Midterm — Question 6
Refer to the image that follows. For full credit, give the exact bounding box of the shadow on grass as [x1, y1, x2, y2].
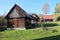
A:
[33, 35, 60, 40]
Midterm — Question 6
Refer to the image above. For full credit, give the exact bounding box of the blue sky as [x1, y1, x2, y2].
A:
[0, 0, 60, 15]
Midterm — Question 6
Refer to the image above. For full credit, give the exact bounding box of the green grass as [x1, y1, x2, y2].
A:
[0, 22, 60, 40]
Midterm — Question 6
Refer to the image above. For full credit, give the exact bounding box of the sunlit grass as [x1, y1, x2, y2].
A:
[0, 22, 60, 40]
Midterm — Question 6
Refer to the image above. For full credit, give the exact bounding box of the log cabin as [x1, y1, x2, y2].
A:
[5, 4, 39, 30]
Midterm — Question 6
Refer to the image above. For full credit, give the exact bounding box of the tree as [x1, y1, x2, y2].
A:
[0, 16, 7, 31]
[55, 3, 60, 13]
[41, 3, 49, 30]
[57, 16, 60, 21]
[42, 3, 49, 15]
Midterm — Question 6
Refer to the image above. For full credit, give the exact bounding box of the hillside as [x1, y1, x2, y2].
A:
[53, 13, 60, 20]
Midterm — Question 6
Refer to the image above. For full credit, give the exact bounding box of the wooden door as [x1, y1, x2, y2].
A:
[18, 18, 25, 28]
[12, 19, 18, 28]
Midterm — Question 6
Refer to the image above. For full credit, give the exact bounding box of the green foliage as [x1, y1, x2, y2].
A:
[0, 16, 7, 27]
[57, 16, 60, 21]
[55, 3, 60, 13]
[0, 16, 7, 31]
[43, 22, 60, 27]
[52, 13, 60, 21]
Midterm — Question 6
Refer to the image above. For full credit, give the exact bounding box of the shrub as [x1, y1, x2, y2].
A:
[0, 16, 7, 31]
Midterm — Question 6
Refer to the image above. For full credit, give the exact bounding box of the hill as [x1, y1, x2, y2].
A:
[53, 13, 60, 20]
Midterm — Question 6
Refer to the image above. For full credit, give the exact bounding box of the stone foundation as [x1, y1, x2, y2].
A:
[7, 28, 26, 30]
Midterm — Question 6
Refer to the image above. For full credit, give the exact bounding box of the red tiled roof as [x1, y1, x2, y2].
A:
[43, 15, 53, 19]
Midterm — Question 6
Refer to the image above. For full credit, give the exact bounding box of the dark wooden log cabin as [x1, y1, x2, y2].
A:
[5, 4, 33, 30]
[5, 4, 39, 30]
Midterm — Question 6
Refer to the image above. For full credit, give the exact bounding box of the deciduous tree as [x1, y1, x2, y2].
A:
[55, 3, 60, 13]
[0, 16, 7, 31]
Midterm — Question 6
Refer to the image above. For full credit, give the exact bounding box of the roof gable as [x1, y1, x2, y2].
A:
[31, 14, 39, 21]
[5, 4, 30, 19]
[9, 8, 23, 18]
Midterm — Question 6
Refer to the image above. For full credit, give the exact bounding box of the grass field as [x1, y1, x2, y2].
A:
[0, 22, 60, 40]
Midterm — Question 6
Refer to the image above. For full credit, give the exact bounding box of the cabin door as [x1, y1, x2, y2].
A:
[9, 18, 25, 28]
[18, 18, 25, 28]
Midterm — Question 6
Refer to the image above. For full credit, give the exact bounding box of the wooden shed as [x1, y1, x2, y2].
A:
[5, 4, 39, 30]
[5, 4, 33, 30]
